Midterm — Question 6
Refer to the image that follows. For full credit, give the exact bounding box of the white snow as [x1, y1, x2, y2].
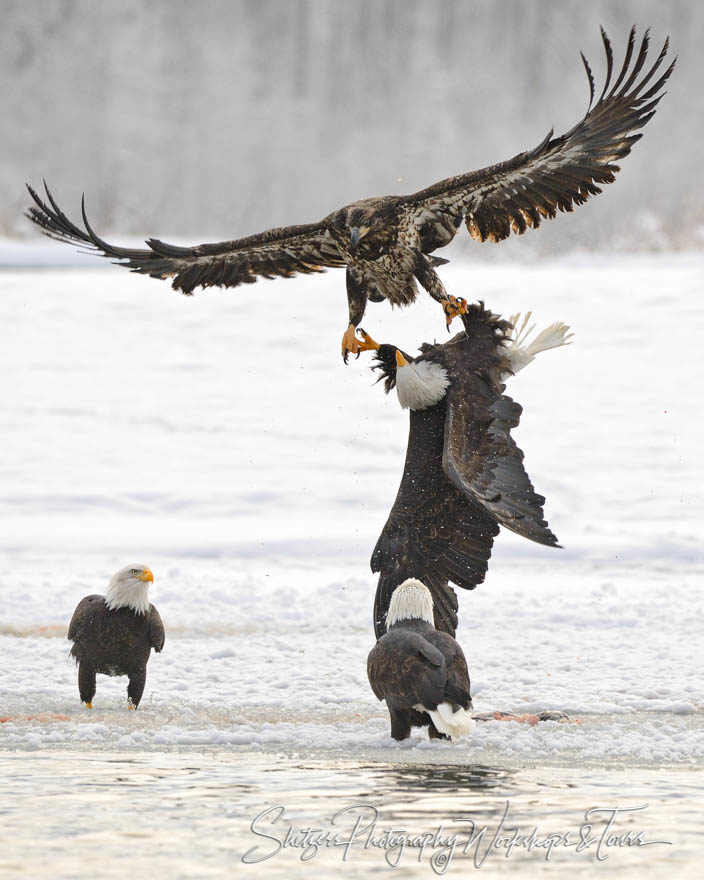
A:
[1, 249, 702, 765]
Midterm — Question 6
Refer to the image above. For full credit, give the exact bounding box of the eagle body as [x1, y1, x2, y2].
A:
[67, 566, 164, 709]
[365, 304, 570, 637]
[367, 579, 474, 741]
[25, 28, 673, 358]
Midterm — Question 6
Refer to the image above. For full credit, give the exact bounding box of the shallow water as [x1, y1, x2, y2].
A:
[0, 750, 701, 878]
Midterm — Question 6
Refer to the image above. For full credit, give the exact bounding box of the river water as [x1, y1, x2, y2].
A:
[0, 749, 701, 878]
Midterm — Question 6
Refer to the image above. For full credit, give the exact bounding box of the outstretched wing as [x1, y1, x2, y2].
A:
[371, 404, 500, 639]
[26, 183, 345, 293]
[443, 371, 558, 547]
[401, 27, 675, 251]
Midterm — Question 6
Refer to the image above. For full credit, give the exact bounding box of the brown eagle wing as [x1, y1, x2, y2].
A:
[26, 183, 345, 294]
[371, 404, 500, 639]
[367, 630, 446, 706]
[400, 28, 675, 251]
[149, 604, 165, 653]
[442, 371, 558, 547]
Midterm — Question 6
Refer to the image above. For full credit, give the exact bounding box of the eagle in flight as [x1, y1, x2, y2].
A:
[26, 27, 673, 360]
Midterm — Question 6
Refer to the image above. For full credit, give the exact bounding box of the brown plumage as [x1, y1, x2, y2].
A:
[68, 565, 164, 709]
[26, 28, 673, 358]
[362, 304, 564, 639]
[367, 579, 474, 741]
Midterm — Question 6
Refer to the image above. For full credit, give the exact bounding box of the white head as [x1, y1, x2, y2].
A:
[105, 564, 154, 614]
[386, 578, 435, 628]
[395, 352, 450, 411]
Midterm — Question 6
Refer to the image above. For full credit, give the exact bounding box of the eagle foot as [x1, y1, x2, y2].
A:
[127, 699, 136, 711]
[84, 702, 92, 709]
[442, 296, 468, 329]
[356, 328, 380, 352]
[341, 323, 363, 363]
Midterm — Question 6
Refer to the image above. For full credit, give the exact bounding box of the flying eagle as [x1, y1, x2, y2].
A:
[367, 578, 474, 741]
[359, 303, 571, 638]
[67, 564, 165, 709]
[26, 28, 672, 360]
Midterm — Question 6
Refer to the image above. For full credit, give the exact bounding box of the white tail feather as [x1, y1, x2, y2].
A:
[425, 701, 475, 740]
[502, 312, 573, 379]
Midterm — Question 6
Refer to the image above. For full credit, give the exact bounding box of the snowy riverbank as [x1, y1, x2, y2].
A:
[1, 251, 702, 764]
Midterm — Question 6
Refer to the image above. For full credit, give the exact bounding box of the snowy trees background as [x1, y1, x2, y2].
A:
[2, 0, 701, 252]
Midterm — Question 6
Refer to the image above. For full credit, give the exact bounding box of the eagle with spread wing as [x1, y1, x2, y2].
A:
[358, 304, 572, 638]
[26, 28, 672, 360]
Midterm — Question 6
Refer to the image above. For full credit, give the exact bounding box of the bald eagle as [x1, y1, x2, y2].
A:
[358, 304, 571, 638]
[67, 565, 164, 709]
[367, 579, 474, 741]
[26, 28, 672, 360]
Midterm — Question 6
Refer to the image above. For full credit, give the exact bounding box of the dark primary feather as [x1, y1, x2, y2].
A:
[26, 183, 345, 294]
[401, 26, 675, 247]
[443, 376, 558, 546]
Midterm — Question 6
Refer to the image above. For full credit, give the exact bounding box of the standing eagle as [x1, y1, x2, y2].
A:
[359, 304, 571, 638]
[68, 564, 165, 709]
[26, 28, 672, 360]
[367, 578, 474, 741]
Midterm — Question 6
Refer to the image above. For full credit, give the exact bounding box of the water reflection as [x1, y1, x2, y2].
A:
[0, 750, 701, 879]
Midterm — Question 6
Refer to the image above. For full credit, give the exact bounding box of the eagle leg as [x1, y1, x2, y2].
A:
[428, 719, 450, 741]
[78, 662, 96, 707]
[389, 708, 412, 741]
[342, 268, 369, 363]
[127, 670, 146, 709]
[442, 295, 468, 330]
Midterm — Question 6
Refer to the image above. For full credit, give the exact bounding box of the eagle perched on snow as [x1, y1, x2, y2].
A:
[26, 28, 672, 359]
[68, 565, 164, 710]
[367, 579, 474, 742]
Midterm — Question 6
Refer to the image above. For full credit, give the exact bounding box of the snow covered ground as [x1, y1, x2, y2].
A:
[1, 250, 703, 765]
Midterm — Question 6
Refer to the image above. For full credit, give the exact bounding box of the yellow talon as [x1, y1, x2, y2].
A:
[341, 323, 362, 363]
[84, 702, 92, 709]
[356, 328, 380, 352]
[127, 700, 136, 711]
[442, 295, 468, 327]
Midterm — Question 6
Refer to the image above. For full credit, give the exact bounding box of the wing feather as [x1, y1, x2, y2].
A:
[26, 183, 345, 294]
[442, 374, 558, 546]
[402, 27, 675, 248]
[149, 605, 165, 653]
[367, 631, 447, 708]
[371, 404, 499, 638]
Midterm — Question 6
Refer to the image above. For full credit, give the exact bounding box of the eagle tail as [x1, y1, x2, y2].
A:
[503, 313, 573, 376]
[426, 702, 475, 740]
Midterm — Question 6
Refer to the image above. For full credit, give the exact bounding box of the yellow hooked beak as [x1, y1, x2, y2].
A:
[137, 568, 154, 583]
[395, 350, 409, 367]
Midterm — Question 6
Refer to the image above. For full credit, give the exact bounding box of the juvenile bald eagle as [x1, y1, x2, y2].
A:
[359, 304, 571, 638]
[26, 28, 672, 360]
[367, 579, 474, 741]
[67, 565, 164, 709]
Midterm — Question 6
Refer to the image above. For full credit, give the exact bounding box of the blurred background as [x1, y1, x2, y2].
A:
[1, 0, 701, 253]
